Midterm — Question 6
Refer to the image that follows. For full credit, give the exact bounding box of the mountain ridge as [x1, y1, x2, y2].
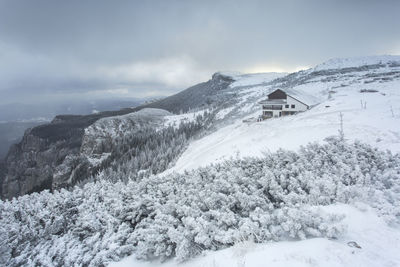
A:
[0, 73, 234, 199]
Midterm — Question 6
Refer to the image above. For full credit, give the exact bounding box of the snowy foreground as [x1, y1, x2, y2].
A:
[110, 204, 400, 267]
[2, 139, 400, 267]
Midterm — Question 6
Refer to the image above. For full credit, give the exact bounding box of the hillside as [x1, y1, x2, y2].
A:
[0, 72, 236, 199]
[2, 138, 400, 267]
[112, 55, 400, 266]
[0, 69, 284, 200]
[171, 55, 400, 172]
[142, 73, 235, 113]
[0, 56, 400, 267]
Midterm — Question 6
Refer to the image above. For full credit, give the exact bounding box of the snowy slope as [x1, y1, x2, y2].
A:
[110, 204, 400, 267]
[170, 56, 400, 172]
[228, 72, 286, 87]
[163, 109, 209, 129]
[107, 56, 400, 267]
[313, 55, 400, 71]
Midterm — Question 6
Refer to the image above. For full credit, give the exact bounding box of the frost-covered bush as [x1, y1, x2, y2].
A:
[0, 138, 399, 266]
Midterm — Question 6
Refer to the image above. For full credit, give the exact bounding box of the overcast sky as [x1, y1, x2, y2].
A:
[0, 0, 399, 104]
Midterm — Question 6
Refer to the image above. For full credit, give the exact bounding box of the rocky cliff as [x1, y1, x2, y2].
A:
[0, 108, 171, 200]
[0, 107, 138, 199]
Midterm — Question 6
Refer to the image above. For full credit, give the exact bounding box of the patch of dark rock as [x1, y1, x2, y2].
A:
[360, 89, 379, 93]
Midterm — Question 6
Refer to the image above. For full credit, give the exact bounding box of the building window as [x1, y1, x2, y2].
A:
[291, 104, 295, 108]
[285, 104, 289, 108]
[263, 105, 282, 110]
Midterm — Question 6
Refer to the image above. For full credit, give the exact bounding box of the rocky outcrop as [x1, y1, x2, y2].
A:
[1, 128, 72, 199]
[0, 107, 141, 200]
[0, 108, 172, 200]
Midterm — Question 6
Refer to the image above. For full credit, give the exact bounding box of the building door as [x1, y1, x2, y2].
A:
[279, 112, 281, 117]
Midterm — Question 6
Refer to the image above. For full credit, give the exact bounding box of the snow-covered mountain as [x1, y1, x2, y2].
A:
[171, 55, 400, 172]
[313, 55, 400, 70]
[115, 55, 400, 267]
[1, 55, 400, 267]
[0, 73, 233, 200]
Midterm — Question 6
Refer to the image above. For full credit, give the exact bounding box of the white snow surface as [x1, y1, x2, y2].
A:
[215, 107, 235, 120]
[163, 109, 208, 128]
[170, 57, 400, 172]
[313, 55, 400, 71]
[110, 56, 400, 267]
[229, 72, 286, 87]
[109, 204, 400, 267]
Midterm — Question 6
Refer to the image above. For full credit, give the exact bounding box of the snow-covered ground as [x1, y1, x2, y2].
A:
[170, 59, 400, 172]
[109, 204, 400, 267]
[229, 72, 286, 87]
[110, 56, 400, 267]
[164, 109, 209, 128]
[313, 55, 400, 71]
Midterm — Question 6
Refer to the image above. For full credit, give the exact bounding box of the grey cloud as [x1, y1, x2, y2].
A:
[0, 0, 399, 105]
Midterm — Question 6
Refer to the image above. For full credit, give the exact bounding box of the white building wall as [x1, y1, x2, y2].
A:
[282, 96, 308, 112]
[261, 95, 309, 118]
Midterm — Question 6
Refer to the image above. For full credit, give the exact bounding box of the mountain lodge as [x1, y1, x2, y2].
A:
[259, 89, 309, 120]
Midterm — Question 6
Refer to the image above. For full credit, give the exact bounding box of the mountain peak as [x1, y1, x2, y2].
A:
[211, 71, 237, 82]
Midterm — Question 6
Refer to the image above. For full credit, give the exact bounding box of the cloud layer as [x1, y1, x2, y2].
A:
[0, 0, 399, 104]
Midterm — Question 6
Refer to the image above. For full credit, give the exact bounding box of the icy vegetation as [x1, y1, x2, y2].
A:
[1, 138, 399, 266]
[92, 110, 213, 183]
[112, 203, 400, 267]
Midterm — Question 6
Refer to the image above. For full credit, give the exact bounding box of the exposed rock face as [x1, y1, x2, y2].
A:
[0, 73, 234, 200]
[0, 107, 141, 200]
[0, 108, 173, 200]
[1, 128, 72, 199]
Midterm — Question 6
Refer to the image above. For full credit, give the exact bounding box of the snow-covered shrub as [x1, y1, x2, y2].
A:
[0, 138, 399, 265]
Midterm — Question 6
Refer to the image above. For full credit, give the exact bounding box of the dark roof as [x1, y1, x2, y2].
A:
[268, 89, 287, 99]
[265, 89, 310, 108]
